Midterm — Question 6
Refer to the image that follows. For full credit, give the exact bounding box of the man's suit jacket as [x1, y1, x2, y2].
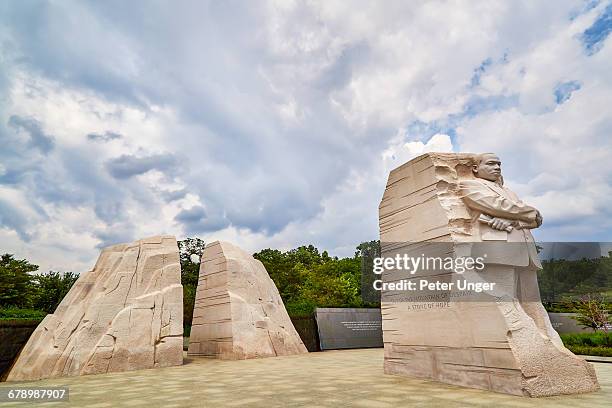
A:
[459, 178, 541, 268]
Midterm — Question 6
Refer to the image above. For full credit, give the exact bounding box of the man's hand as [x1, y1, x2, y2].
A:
[488, 217, 512, 231]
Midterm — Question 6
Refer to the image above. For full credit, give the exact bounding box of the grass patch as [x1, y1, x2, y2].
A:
[565, 345, 612, 357]
[0, 306, 46, 320]
[561, 331, 612, 356]
[561, 331, 612, 347]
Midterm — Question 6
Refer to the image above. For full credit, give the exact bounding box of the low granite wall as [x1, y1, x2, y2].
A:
[0, 319, 43, 379]
[291, 316, 320, 352]
[289, 312, 588, 349]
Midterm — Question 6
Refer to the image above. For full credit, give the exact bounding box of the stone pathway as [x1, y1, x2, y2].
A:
[583, 355, 612, 364]
[0, 349, 610, 407]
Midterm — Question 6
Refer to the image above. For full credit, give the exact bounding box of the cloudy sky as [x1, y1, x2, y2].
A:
[0, 0, 611, 273]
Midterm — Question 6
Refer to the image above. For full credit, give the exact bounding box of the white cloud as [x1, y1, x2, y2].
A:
[0, 0, 610, 273]
[383, 133, 454, 175]
[455, 4, 612, 240]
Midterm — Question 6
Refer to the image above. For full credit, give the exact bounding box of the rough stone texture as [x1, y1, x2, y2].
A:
[379, 153, 599, 397]
[188, 241, 307, 359]
[5, 236, 183, 381]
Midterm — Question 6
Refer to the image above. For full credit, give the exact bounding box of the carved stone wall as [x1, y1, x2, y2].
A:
[188, 241, 307, 359]
[5, 236, 183, 381]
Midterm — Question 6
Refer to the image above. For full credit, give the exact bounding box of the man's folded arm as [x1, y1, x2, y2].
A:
[459, 180, 538, 223]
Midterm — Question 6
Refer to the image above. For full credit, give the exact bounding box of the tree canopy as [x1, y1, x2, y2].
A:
[178, 238, 206, 329]
[254, 243, 380, 316]
[0, 254, 39, 308]
[0, 254, 78, 314]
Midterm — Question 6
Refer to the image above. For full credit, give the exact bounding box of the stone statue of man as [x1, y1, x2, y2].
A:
[460, 153, 542, 240]
[379, 152, 599, 395]
[458, 153, 562, 346]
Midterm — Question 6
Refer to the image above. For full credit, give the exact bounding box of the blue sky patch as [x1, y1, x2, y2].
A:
[569, 0, 600, 21]
[470, 58, 493, 87]
[582, 3, 612, 54]
[554, 81, 582, 104]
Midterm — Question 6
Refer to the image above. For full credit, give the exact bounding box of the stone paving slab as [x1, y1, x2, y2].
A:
[0, 349, 610, 407]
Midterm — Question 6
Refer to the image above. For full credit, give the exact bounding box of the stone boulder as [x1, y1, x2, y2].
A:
[188, 241, 307, 359]
[5, 236, 183, 381]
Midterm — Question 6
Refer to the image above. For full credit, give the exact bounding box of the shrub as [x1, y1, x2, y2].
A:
[543, 301, 579, 313]
[286, 299, 318, 317]
[561, 332, 612, 348]
[571, 293, 611, 332]
[564, 345, 612, 357]
[560, 332, 612, 357]
[0, 306, 46, 320]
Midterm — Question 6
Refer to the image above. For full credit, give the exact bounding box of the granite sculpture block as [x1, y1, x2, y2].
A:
[5, 236, 183, 381]
[188, 241, 307, 359]
[379, 153, 599, 396]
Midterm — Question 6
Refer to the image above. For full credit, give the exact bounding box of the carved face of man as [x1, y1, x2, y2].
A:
[473, 154, 501, 182]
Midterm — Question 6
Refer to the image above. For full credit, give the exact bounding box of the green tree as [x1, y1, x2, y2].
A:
[355, 240, 381, 304]
[32, 271, 79, 314]
[255, 247, 319, 303]
[178, 238, 206, 327]
[539, 252, 612, 311]
[254, 242, 376, 316]
[0, 254, 39, 308]
[178, 238, 205, 286]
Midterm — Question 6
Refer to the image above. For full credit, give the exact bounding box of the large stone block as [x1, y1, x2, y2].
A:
[379, 153, 599, 396]
[5, 236, 183, 381]
[188, 241, 307, 359]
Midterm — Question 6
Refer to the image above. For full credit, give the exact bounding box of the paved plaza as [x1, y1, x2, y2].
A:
[0, 349, 610, 407]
